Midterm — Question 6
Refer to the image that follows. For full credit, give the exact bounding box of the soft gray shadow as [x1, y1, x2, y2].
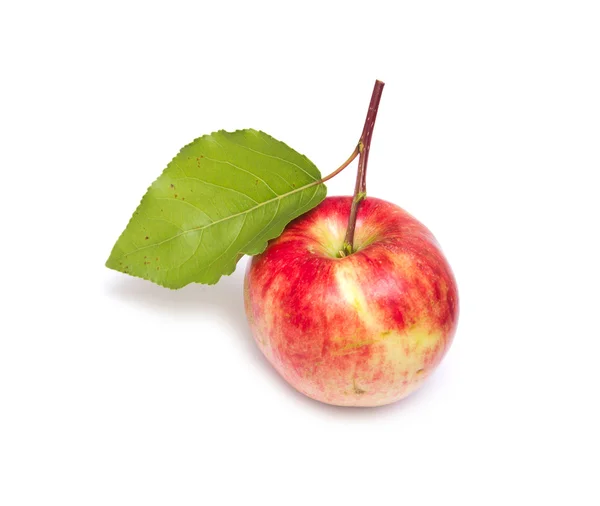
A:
[106, 272, 249, 335]
[105, 270, 290, 388]
[106, 272, 444, 418]
[105, 271, 258, 367]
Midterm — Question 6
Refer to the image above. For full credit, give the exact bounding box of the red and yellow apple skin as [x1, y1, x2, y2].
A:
[244, 196, 459, 407]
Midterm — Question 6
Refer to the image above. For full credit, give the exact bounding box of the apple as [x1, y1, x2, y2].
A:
[244, 196, 459, 407]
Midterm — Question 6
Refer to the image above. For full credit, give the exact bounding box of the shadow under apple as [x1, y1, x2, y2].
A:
[106, 263, 445, 417]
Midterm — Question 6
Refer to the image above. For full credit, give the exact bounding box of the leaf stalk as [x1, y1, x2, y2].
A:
[319, 144, 361, 184]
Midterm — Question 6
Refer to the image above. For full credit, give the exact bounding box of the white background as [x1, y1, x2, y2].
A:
[1, 1, 599, 504]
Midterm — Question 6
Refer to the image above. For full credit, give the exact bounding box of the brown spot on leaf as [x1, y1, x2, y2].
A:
[145, 236, 149, 240]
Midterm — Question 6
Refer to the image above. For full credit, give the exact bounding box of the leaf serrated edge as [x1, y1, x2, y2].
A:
[105, 129, 326, 288]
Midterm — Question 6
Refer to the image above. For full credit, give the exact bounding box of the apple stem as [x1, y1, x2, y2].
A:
[340, 79, 385, 257]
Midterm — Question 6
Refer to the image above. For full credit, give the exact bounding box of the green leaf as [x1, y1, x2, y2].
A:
[106, 129, 326, 288]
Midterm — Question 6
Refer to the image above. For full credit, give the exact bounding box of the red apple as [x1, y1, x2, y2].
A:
[244, 196, 459, 407]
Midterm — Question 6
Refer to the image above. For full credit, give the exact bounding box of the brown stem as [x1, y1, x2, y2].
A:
[341, 79, 385, 256]
[319, 144, 360, 184]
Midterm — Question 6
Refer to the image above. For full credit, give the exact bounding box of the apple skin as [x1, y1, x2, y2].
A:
[244, 196, 459, 407]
